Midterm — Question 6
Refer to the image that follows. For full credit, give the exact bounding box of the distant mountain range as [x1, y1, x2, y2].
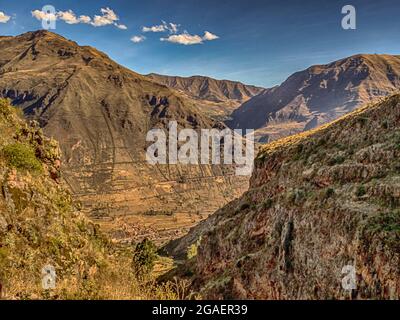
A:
[147, 73, 264, 120]
[227, 54, 400, 142]
[0, 31, 248, 243]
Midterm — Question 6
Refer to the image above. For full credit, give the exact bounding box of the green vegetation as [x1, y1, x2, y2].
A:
[2, 142, 43, 173]
[0, 98, 14, 118]
[132, 238, 158, 275]
[324, 188, 335, 199]
[261, 198, 274, 210]
[0, 99, 186, 300]
[187, 237, 202, 260]
[328, 155, 346, 166]
[142, 209, 174, 216]
[356, 185, 367, 197]
[362, 211, 400, 249]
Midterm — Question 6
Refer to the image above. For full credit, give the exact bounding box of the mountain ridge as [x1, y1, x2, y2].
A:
[147, 73, 265, 120]
[0, 30, 248, 245]
[171, 93, 400, 299]
[228, 53, 400, 142]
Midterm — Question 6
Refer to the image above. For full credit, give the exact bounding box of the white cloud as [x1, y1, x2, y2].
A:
[203, 31, 219, 41]
[142, 25, 166, 33]
[32, 9, 56, 22]
[115, 23, 127, 30]
[168, 23, 179, 34]
[58, 10, 80, 24]
[31, 7, 126, 30]
[131, 35, 146, 43]
[78, 15, 92, 24]
[161, 31, 219, 45]
[142, 21, 179, 34]
[161, 31, 203, 45]
[0, 11, 11, 23]
[91, 7, 118, 27]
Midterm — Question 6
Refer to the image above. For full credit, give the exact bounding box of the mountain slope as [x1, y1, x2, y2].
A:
[0, 98, 191, 299]
[177, 94, 400, 299]
[228, 54, 400, 142]
[0, 31, 248, 244]
[147, 73, 264, 120]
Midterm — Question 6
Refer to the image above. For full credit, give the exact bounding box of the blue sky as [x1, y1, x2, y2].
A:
[0, 0, 400, 87]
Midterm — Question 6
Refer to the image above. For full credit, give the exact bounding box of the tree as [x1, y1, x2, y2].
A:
[132, 238, 158, 276]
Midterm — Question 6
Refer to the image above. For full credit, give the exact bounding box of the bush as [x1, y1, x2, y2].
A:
[2, 143, 43, 173]
[132, 238, 158, 275]
[328, 155, 346, 166]
[260, 198, 274, 210]
[187, 237, 202, 260]
[0, 98, 13, 118]
[362, 211, 400, 249]
[356, 185, 367, 197]
[324, 188, 335, 199]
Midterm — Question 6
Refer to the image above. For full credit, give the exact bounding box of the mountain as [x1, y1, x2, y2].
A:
[0, 98, 187, 299]
[147, 73, 264, 120]
[0, 31, 248, 244]
[228, 54, 400, 142]
[171, 94, 400, 299]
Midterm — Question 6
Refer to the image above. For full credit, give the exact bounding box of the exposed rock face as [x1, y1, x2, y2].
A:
[228, 54, 400, 142]
[0, 31, 248, 243]
[187, 94, 400, 299]
[147, 73, 264, 120]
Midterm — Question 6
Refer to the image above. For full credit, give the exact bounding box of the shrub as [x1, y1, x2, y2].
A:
[261, 198, 274, 210]
[2, 143, 43, 173]
[324, 188, 335, 199]
[356, 185, 367, 197]
[132, 238, 158, 275]
[328, 155, 346, 166]
[362, 211, 400, 249]
[0, 98, 13, 118]
[187, 237, 202, 260]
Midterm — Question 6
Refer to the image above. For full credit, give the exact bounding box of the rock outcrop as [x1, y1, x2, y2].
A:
[184, 94, 400, 299]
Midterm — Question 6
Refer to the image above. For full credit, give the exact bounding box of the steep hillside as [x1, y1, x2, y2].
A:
[178, 94, 400, 299]
[229, 54, 400, 142]
[0, 31, 248, 244]
[147, 73, 264, 120]
[0, 99, 181, 299]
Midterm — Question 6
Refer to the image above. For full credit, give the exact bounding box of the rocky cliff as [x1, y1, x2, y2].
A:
[185, 94, 400, 299]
